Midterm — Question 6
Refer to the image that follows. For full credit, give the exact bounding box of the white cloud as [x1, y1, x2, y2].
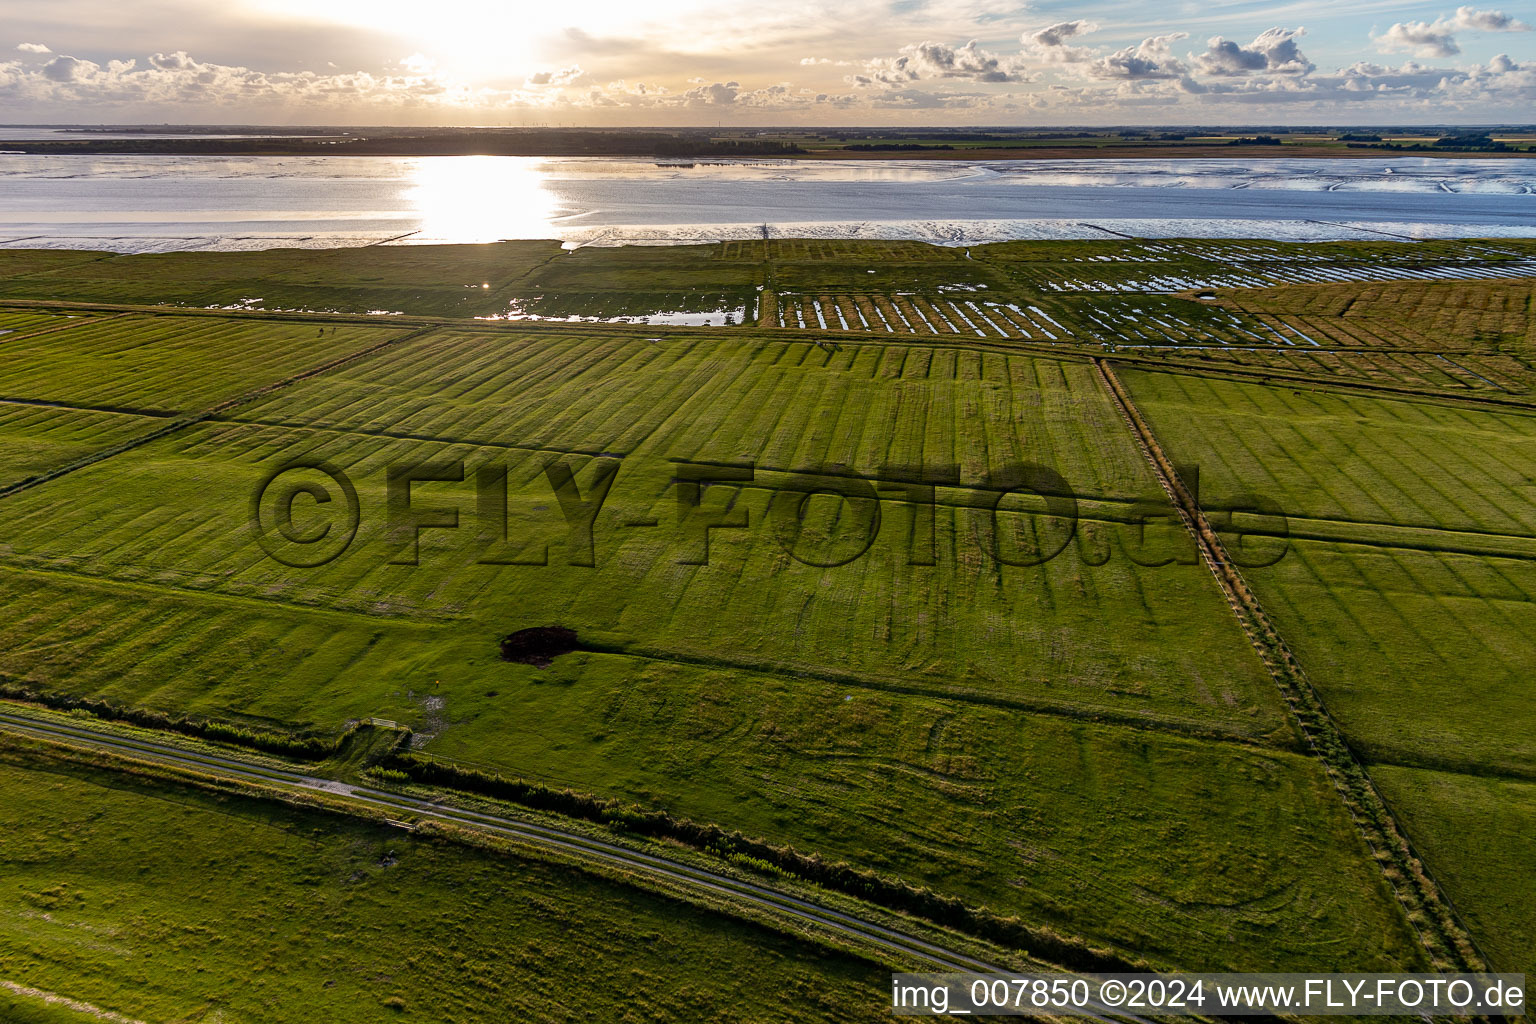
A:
[0, 48, 548, 113]
[575, 77, 827, 110]
[852, 39, 1031, 87]
[1378, 19, 1462, 57]
[1019, 20, 1099, 63]
[1449, 6, 1529, 31]
[16, 43, 51, 54]
[681, 80, 739, 105]
[399, 53, 435, 74]
[41, 55, 94, 82]
[1087, 33, 1189, 80]
[1194, 27, 1314, 76]
[4, 18, 1534, 124]
[1029, 20, 1097, 48]
[1377, 7, 1529, 58]
[1147, 52, 1536, 110]
[526, 65, 585, 87]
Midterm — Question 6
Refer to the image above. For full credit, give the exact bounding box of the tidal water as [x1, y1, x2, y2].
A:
[0, 154, 1531, 252]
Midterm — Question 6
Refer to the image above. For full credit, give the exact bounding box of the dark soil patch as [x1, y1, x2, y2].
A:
[499, 626, 580, 667]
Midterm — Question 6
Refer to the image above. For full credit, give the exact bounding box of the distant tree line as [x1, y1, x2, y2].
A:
[1348, 133, 1518, 152]
[3, 131, 805, 158]
[842, 143, 955, 151]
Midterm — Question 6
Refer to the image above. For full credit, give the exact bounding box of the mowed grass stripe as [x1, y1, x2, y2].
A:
[0, 405, 169, 490]
[1121, 367, 1536, 537]
[1245, 539, 1536, 778]
[1370, 765, 1536, 974]
[0, 316, 394, 412]
[0, 323, 436, 499]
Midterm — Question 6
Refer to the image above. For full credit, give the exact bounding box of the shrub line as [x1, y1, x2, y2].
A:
[0, 683, 351, 760]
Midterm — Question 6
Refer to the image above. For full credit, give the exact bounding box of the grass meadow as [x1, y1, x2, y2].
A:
[0, 240, 1532, 982]
[0, 743, 893, 1024]
[1121, 363, 1536, 972]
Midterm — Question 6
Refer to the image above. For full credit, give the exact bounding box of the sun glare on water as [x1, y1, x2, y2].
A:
[404, 157, 568, 243]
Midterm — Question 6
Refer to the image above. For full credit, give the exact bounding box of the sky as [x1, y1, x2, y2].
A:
[1, 0, 1534, 125]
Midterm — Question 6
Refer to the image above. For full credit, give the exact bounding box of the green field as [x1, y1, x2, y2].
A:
[1, 239, 1532, 1004]
[1120, 362, 1536, 972]
[0, 741, 893, 1024]
[1370, 766, 1536, 978]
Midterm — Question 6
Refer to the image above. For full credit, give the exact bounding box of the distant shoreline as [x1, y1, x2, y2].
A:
[2, 138, 1532, 161]
[798, 145, 1534, 161]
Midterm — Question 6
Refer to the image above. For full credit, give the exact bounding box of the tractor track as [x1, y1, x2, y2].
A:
[0, 704, 1159, 1024]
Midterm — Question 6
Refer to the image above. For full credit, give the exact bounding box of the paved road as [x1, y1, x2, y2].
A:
[0, 704, 1160, 1023]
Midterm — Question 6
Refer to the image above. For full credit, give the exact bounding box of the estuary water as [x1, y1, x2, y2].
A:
[0, 154, 1531, 252]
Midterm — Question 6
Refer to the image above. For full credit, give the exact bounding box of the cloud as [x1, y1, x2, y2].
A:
[867, 87, 997, 109]
[149, 51, 196, 71]
[1020, 20, 1098, 63]
[41, 55, 93, 82]
[854, 39, 1031, 87]
[399, 53, 435, 74]
[1194, 27, 1314, 76]
[1377, 7, 1529, 58]
[1378, 19, 1462, 57]
[1087, 33, 1189, 79]
[1029, 20, 1096, 48]
[5, 20, 1535, 124]
[0, 48, 539, 113]
[16, 42, 51, 54]
[1449, 6, 1529, 31]
[1128, 52, 1535, 109]
[526, 65, 585, 87]
[576, 77, 831, 111]
[681, 80, 739, 105]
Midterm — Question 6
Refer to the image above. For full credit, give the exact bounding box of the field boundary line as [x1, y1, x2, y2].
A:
[0, 324, 442, 501]
[212, 414, 631, 459]
[1109, 354, 1536, 413]
[577, 640, 1291, 751]
[0, 311, 136, 345]
[0, 395, 177, 418]
[0, 561, 456, 628]
[1093, 356, 1488, 974]
[1215, 515, 1536, 562]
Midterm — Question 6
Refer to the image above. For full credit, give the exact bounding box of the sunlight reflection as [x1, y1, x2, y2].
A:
[403, 157, 566, 243]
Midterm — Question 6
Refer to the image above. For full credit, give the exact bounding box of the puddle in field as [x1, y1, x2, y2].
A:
[483, 297, 748, 326]
[631, 306, 747, 325]
[202, 297, 406, 315]
[500, 626, 582, 667]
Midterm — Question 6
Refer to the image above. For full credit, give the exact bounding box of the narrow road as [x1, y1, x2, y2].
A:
[0, 704, 1158, 1024]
